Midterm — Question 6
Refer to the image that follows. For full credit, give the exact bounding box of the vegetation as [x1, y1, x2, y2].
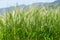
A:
[0, 6, 60, 40]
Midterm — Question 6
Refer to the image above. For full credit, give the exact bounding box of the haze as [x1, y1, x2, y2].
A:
[0, 0, 56, 8]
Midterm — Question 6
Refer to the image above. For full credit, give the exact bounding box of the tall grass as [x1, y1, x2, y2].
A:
[0, 6, 60, 40]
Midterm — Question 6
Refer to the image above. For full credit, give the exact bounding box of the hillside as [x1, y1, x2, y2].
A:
[0, 0, 60, 13]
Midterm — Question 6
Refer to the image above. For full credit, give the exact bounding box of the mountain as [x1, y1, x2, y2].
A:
[53, 0, 60, 4]
[0, 0, 60, 13]
[0, 5, 28, 13]
[51, 0, 60, 6]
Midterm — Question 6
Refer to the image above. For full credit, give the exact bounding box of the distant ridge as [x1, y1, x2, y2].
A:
[52, 0, 60, 5]
[0, 0, 60, 13]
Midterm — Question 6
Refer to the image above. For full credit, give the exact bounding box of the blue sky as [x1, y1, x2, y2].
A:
[0, 0, 56, 8]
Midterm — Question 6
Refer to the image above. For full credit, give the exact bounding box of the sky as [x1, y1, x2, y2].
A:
[0, 0, 56, 8]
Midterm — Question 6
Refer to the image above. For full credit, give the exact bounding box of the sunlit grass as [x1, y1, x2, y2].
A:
[0, 6, 60, 40]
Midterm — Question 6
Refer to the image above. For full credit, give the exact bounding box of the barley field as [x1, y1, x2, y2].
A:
[0, 6, 60, 40]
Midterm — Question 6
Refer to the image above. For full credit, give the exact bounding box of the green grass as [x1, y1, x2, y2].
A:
[0, 6, 60, 40]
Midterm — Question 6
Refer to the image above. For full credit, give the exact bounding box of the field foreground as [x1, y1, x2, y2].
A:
[0, 6, 60, 40]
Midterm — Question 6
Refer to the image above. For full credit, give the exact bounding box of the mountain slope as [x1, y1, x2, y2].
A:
[0, 0, 60, 13]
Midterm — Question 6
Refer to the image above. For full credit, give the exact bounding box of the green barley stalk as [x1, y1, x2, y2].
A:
[0, 6, 60, 40]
